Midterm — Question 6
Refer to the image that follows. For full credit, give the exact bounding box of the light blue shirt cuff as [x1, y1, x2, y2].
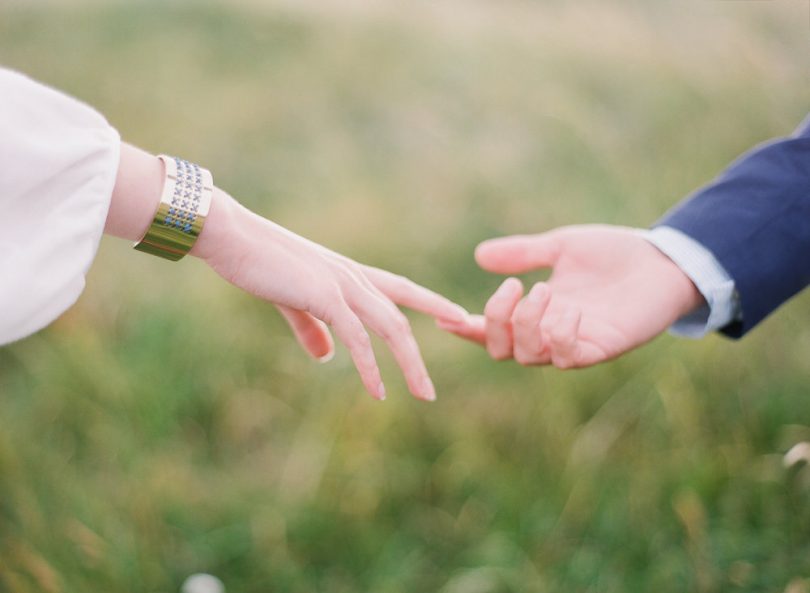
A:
[641, 226, 741, 338]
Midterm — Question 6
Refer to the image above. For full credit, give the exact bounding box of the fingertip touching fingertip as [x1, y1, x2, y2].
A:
[436, 304, 469, 324]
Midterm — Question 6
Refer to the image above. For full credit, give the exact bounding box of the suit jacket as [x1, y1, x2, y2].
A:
[656, 115, 810, 338]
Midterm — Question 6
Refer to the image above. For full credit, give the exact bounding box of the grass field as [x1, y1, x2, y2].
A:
[2, 1, 810, 591]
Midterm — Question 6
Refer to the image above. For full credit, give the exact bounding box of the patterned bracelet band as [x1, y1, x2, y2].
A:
[133, 155, 214, 261]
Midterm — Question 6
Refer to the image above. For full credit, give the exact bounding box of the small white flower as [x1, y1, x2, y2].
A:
[181, 573, 225, 593]
[783, 442, 810, 469]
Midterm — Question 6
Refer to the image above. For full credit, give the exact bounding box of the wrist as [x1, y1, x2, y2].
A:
[642, 226, 739, 329]
[668, 257, 705, 318]
[641, 234, 705, 319]
[190, 187, 243, 262]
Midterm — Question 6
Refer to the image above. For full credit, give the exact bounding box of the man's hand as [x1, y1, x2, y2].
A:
[438, 225, 705, 369]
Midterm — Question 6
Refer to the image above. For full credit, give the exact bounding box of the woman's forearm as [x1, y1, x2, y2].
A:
[103, 141, 466, 401]
[104, 142, 238, 262]
[104, 142, 164, 242]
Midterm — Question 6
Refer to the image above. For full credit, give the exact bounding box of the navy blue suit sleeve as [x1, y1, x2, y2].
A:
[655, 115, 810, 338]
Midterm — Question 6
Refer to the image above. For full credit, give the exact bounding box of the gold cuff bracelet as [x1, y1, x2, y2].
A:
[133, 155, 213, 261]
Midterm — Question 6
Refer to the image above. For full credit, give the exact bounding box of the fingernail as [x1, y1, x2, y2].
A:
[377, 382, 387, 400]
[318, 350, 335, 363]
[527, 284, 548, 304]
[422, 377, 436, 402]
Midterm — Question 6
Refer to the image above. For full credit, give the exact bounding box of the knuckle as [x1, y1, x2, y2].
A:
[517, 338, 544, 358]
[391, 311, 411, 334]
[378, 310, 411, 341]
[319, 294, 346, 323]
[338, 316, 369, 347]
[551, 326, 574, 347]
[335, 262, 361, 285]
[540, 320, 557, 340]
[352, 327, 371, 348]
[511, 307, 538, 329]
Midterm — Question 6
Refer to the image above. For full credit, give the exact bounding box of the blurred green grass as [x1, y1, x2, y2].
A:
[2, 1, 810, 591]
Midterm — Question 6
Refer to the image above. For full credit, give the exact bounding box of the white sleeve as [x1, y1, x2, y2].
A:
[640, 226, 741, 338]
[0, 68, 120, 345]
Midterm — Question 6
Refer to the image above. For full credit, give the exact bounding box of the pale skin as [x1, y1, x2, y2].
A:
[438, 226, 705, 369]
[106, 143, 468, 401]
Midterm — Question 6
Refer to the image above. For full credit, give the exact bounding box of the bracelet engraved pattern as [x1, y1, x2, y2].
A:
[133, 155, 213, 261]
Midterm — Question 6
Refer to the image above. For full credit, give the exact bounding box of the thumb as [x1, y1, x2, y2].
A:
[475, 233, 561, 274]
[277, 305, 335, 361]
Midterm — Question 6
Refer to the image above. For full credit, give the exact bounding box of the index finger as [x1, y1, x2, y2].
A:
[362, 266, 468, 323]
[475, 232, 561, 274]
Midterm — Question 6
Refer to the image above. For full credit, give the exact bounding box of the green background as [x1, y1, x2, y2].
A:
[1, 1, 810, 591]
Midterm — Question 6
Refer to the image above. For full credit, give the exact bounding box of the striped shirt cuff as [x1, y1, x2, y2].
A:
[641, 226, 741, 338]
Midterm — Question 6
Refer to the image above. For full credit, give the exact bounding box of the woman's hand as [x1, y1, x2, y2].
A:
[194, 190, 467, 401]
[438, 225, 704, 369]
[105, 144, 465, 400]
